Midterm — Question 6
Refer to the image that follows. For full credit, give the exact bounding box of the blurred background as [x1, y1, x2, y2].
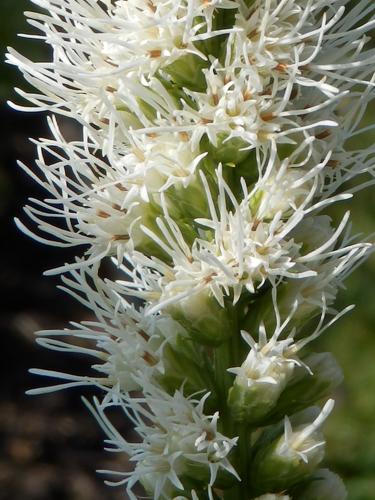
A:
[1, 1, 375, 499]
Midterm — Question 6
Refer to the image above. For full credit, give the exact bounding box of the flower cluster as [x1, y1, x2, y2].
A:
[9, 0, 375, 498]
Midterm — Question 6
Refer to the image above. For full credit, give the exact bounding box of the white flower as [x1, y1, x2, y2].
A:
[227, 287, 352, 419]
[280, 215, 373, 318]
[121, 131, 207, 194]
[16, 117, 209, 273]
[122, 167, 365, 314]
[228, 328, 299, 394]
[26, 265, 183, 399]
[16, 118, 137, 267]
[175, 62, 292, 152]
[277, 399, 334, 464]
[8, 0, 375, 169]
[86, 384, 239, 499]
[7, 0, 237, 153]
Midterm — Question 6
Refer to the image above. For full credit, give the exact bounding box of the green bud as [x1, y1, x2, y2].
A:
[227, 349, 295, 425]
[157, 334, 217, 405]
[164, 54, 208, 91]
[157, 75, 198, 110]
[165, 163, 218, 222]
[263, 352, 343, 424]
[167, 290, 234, 346]
[201, 133, 253, 165]
[292, 469, 347, 500]
[251, 400, 334, 494]
[131, 198, 198, 260]
[130, 201, 169, 260]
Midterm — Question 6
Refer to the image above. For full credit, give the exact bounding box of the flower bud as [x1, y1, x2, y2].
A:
[165, 173, 214, 220]
[164, 54, 208, 91]
[157, 75, 197, 110]
[201, 132, 253, 164]
[157, 335, 217, 404]
[131, 199, 198, 260]
[251, 400, 334, 494]
[292, 469, 347, 500]
[168, 290, 234, 346]
[227, 333, 296, 424]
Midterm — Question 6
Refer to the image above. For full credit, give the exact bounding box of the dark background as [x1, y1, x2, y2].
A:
[1, 1, 375, 499]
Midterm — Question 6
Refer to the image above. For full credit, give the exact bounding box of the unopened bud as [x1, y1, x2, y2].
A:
[168, 290, 234, 346]
[227, 333, 296, 424]
[157, 335, 217, 403]
[130, 201, 167, 259]
[201, 132, 253, 164]
[164, 54, 208, 92]
[165, 169, 215, 220]
[251, 400, 334, 494]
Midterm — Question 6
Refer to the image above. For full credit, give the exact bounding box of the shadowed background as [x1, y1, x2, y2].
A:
[1, 1, 375, 499]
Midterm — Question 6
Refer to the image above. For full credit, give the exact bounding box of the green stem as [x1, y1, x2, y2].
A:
[222, 304, 253, 499]
[214, 340, 232, 431]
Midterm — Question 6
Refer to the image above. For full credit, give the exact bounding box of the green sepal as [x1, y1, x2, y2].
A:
[156, 74, 198, 111]
[227, 362, 293, 426]
[165, 165, 218, 220]
[250, 437, 322, 495]
[136, 96, 157, 121]
[168, 293, 234, 346]
[164, 54, 208, 92]
[131, 201, 171, 260]
[116, 104, 144, 129]
[200, 133, 253, 165]
[157, 335, 218, 407]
